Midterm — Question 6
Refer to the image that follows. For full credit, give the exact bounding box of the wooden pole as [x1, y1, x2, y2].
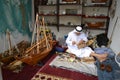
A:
[36, 14, 40, 54]
[41, 17, 50, 50]
[6, 29, 12, 55]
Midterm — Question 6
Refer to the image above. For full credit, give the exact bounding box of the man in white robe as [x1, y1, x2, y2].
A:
[66, 26, 108, 61]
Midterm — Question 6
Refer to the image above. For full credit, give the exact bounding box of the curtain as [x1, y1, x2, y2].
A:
[0, 0, 32, 37]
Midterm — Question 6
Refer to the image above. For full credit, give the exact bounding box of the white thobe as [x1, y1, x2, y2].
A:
[66, 30, 94, 58]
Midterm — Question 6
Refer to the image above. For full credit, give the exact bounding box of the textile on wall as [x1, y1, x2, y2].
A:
[0, 0, 32, 52]
[0, 0, 32, 37]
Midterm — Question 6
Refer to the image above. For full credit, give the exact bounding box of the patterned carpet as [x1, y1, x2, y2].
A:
[49, 53, 97, 76]
[31, 72, 73, 80]
[38, 54, 98, 80]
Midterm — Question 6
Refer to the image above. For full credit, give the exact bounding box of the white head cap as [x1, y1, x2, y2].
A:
[74, 26, 82, 32]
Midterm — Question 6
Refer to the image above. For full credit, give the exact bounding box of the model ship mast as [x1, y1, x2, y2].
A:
[5, 29, 20, 56]
[6, 29, 12, 55]
[40, 15, 50, 50]
[26, 14, 50, 54]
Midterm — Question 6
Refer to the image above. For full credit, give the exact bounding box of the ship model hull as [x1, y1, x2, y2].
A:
[15, 39, 56, 65]
[20, 45, 52, 65]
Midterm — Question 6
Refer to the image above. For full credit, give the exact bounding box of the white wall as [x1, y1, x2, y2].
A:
[108, 0, 120, 54]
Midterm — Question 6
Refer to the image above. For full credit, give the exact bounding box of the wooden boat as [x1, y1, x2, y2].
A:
[0, 30, 30, 65]
[14, 14, 56, 65]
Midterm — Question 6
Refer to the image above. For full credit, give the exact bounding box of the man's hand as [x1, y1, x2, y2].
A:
[72, 41, 76, 45]
[78, 40, 84, 44]
[77, 40, 86, 49]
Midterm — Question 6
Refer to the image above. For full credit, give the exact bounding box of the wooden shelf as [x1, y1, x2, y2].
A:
[87, 27, 106, 30]
[39, 4, 57, 6]
[47, 24, 57, 26]
[59, 14, 82, 16]
[59, 3, 81, 5]
[82, 15, 109, 19]
[36, 0, 111, 32]
[83, 4, 109, 7]
[59, 24, 78, 27]
[38, 14, 57, 16]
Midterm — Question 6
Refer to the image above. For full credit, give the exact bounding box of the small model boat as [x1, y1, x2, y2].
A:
[0, 30, 30, 65]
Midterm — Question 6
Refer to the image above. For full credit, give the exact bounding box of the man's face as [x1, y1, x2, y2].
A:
[75, 32, 81, 36]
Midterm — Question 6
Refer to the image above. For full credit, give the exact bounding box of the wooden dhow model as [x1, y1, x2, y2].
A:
[14, 14, 56, 65]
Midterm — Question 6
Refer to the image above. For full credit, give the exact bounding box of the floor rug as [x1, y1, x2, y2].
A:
[38, 54, 98, 80]
[49, 53, 97, 76]
[31, 72, 73, 80]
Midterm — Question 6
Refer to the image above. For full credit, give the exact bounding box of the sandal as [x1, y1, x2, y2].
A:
[105, 65, 112, 72]
[100, 63, 105, 70]
[99, 63, 112, 72]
